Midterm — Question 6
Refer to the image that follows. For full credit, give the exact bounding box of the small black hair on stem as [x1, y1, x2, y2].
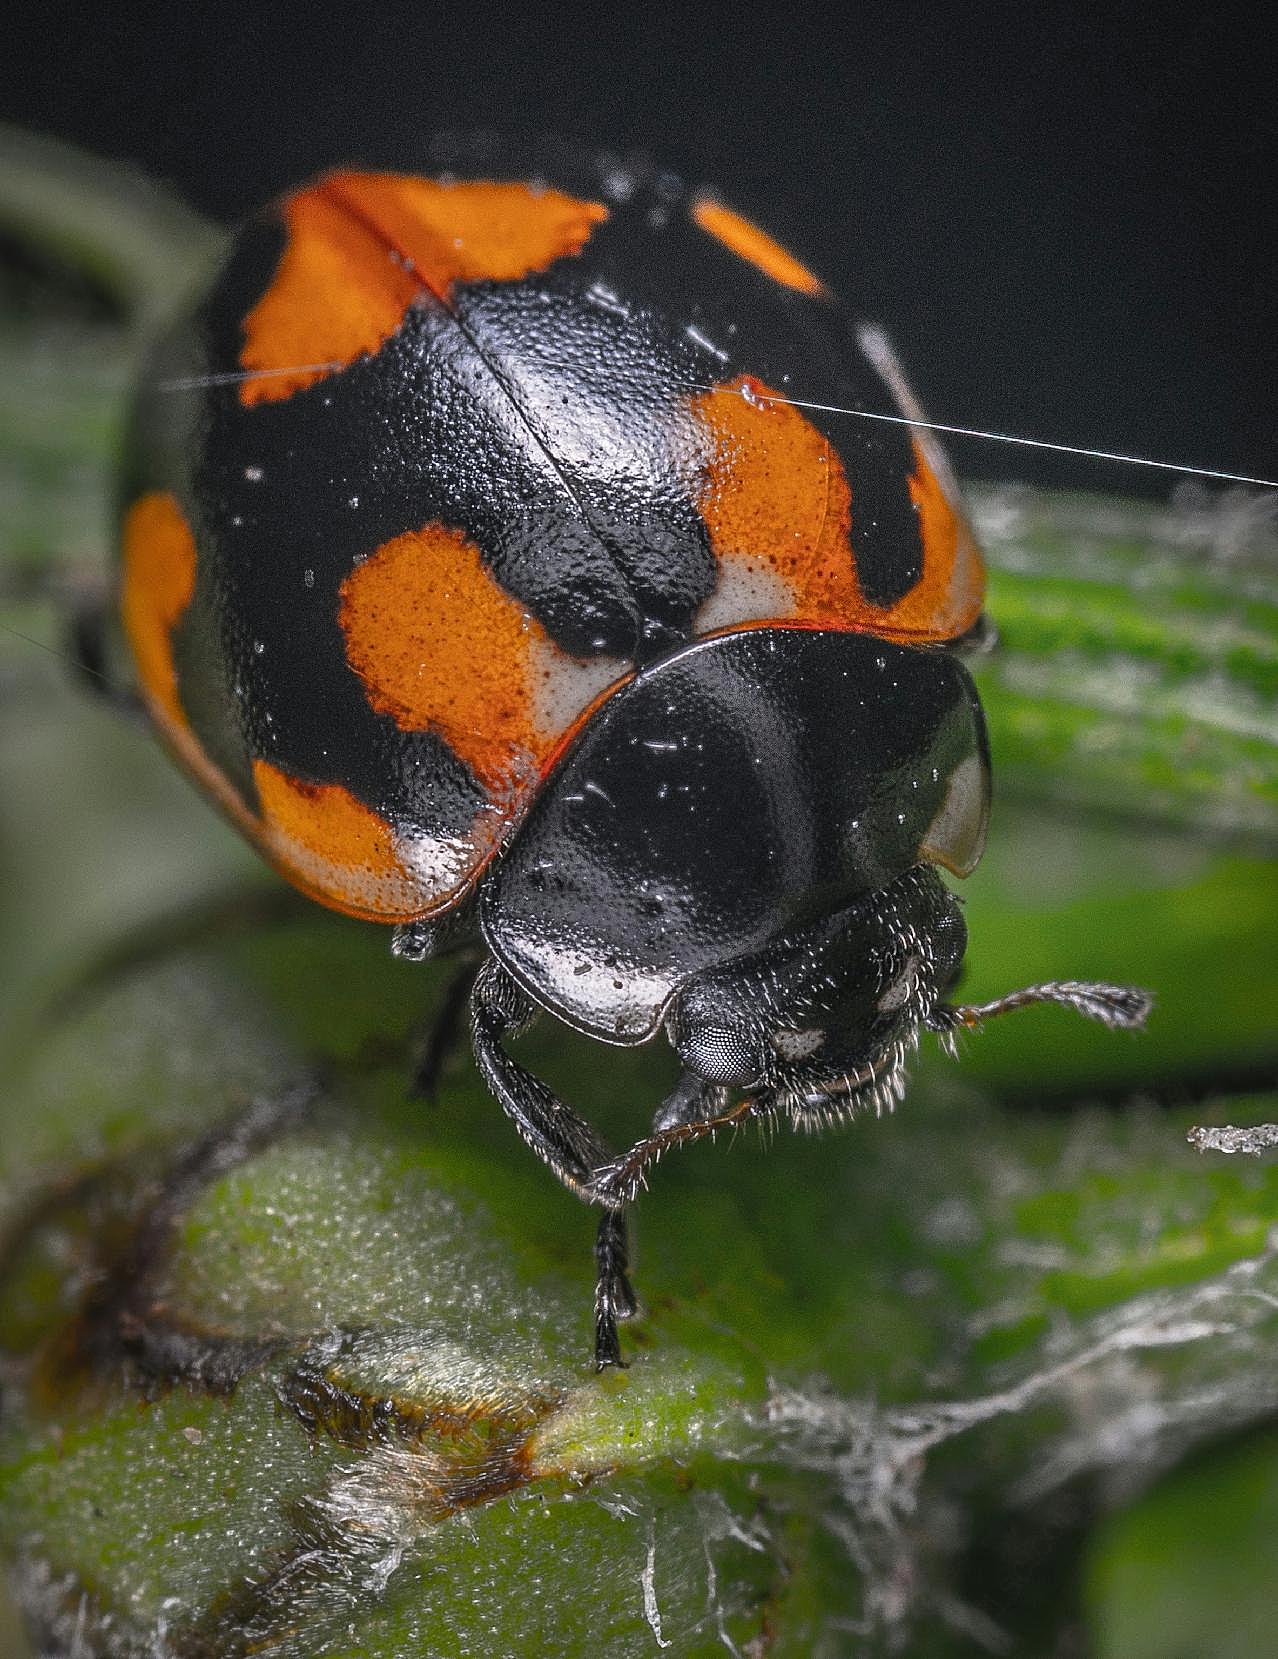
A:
[929, 980, 1154, 1034]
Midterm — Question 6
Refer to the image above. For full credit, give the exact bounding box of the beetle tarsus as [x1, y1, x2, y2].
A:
[594, 1208, 635, 1369]
[594, 1308, 625, 1370]
[596, 1208, 637, 1316]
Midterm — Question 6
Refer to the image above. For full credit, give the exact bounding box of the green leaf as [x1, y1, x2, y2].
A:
[0, 123, 221, 327]
[971, 484, 1278, 840]
[1085, 1425, 1278, 1659]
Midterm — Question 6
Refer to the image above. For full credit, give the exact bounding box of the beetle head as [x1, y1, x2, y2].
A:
[661, 865, 966, 1127]
[658, 863, 1152, 1133]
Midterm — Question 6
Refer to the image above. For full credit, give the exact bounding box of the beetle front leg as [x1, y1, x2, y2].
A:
[470, 961, 635, 1367]
[470, 961, 618, 1197]
[589, 1069, 759, 1208]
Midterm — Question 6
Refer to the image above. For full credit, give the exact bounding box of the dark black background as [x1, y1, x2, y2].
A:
[2, 2, 1272, 497]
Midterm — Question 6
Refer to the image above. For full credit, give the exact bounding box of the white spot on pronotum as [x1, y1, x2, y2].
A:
[771, 1026, 826, 1061]
[920, 751, 988, 877]
[243, 465, 263, 482]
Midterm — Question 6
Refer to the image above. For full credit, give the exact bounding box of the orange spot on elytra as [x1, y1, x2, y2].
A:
[323, 172, 608, 295]
[118, 492, 486, 921]
[238, 190, 419, 407]
[691, 378, 984, 643]
[120, 491, 198, 728]
[691, 197, 826, 297]
[691, 376, 859, 624]
[119, 490, 259, 835]
[339, 523, 556, 793]
[252, 760, 457, 920]
[239, 172, 608, 405]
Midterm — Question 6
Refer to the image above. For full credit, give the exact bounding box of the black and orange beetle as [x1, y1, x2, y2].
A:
[96, 145, 1150, 1367]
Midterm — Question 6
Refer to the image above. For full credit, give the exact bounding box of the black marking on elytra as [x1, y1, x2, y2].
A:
[129, 155, 942, 855]
[170, 574, 260, 808]
[843, 425, 927, 606]
[450, 275, 717, 660]
[533, 159, 931, 611]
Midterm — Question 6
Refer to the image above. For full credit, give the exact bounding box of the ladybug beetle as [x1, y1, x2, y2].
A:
[95, 143, 1150, 1368]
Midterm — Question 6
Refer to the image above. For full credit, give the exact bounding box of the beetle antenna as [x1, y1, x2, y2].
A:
[930, 979, 1153, 1033]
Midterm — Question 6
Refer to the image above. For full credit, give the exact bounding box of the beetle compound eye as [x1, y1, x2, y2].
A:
[678, 1021, 765, 1086]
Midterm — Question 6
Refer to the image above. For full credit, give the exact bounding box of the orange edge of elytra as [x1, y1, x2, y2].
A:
[690, 196, 827, 297]
[133, 662, 486, 927]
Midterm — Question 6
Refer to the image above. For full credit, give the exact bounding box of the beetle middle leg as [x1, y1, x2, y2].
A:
[409, 950, 484, 1100]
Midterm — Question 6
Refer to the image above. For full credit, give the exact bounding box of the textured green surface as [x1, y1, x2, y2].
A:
[2, 128, 1278, 1657]
[973, 486, 1278, 838]
[1086, 1425, 1278, 1659]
